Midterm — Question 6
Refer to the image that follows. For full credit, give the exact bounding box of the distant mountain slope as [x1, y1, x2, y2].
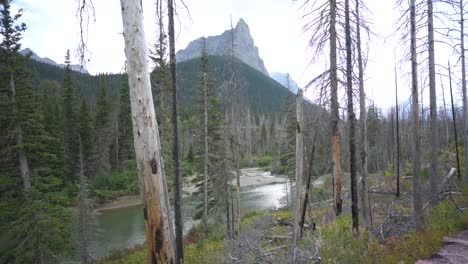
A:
[176, 19, 268, 75]
[177, 55, 293, 113]
[25, 53, 312, 116]
[20, 48, 89, 74]
[269, 72, 299, 94]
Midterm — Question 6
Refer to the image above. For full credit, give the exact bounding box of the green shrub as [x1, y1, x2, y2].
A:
[320, 214, 369, 264]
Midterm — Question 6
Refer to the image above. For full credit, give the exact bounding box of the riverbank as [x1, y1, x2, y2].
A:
[232, 167, 286, 188]
[95, 167, 286, 212]
[94, 195, 142, 213]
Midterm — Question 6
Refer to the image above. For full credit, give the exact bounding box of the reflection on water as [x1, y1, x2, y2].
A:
[90, 182, 286, 258]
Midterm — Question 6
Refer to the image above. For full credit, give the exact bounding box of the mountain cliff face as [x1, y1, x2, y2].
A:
[176, 19, 268, 75]
[20, 48, 89, 74]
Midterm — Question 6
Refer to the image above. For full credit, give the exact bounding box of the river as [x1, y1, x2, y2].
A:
[88, 169, 287, 259]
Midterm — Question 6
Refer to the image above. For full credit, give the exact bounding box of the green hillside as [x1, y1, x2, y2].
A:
[26, 55, 294, 113]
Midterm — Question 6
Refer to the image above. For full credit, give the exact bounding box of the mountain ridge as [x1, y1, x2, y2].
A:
[20, 48, 89, 74]
[176, 19, 268, 75]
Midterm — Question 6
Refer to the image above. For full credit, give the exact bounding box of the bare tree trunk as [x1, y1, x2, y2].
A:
[449, 62, 462, 180]
[10, 73, 31, 192]
[330, 0, 342, 216]
[460, 0, 468, 184]
[301, 136, 316, 233]
[167, 0, 184, 261]
[440, 71, 449, 148]
[290, 89, 304, 264]
[223, 126, 231, 238]
[120, 1, 175, 262]
[427, 0, 439, 203]
[410, 0, 423, 230]
[345, 0, 359, 233]
[78, 136, 90, 264]
[395, 67, 401, 198]
[356, 0, 370, 230]
[202, 54, 209, 236]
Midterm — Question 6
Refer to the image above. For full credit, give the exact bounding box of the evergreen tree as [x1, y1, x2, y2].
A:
[94, 75, 112, 175]
[0, 2, 74, 262]
[117, 74, 134, 170]
[62, 50, 79, 183]
[194, 42, 224, 225]
[79, 98, 96, 177]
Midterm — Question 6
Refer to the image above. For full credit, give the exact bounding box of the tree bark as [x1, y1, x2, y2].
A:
[10, 73, 31, 192]
[448, 62, 462, 180]
[410, 0, 423, 230]
[345, 0, 359, 233]
[301, 136, 316, 234]
[427, 0, 439, 203]
[460, 0, 468, 184]
[120, 1, 176, 262]
[202, 49, 209, 236]
[78, 136, 90, 264]
[356, 0, 370, 230]
[440, 71, 449, 148]
[290, 89, 304, 264]
[330, 0, 342, 216]
[395, 67, 401, 198]
[167, 0, 184, 261]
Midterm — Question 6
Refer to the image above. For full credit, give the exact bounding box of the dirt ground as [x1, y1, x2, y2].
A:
[416, 230, 468, 264]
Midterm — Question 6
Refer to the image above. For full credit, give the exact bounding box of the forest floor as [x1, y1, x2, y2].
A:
[416, 229, 468, 264]
[94, 195, 142, 213]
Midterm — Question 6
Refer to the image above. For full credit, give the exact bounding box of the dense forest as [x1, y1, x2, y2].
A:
[1, 0, 468, 263]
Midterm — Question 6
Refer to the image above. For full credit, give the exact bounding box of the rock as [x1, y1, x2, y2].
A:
[19, 48, 89, 74]
[176, 18, 269, 75]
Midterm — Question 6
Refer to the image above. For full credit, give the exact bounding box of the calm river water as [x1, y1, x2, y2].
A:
[89, 181, 287, 258]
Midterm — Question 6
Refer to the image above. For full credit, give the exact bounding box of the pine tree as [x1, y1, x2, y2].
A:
[79, 98, 96, 177]
[0, 2, 74, 262]
[62, 50, 79, 183]
[195, 43, 224, 232]
[117, 74, 134, 170]
[94, 76, 112, 175]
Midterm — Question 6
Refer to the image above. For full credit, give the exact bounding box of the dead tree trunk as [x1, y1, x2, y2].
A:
[427, 0, 439, 203]
[290, 89, 304, 264]
[10, 73, 31, 192]
[167, 0, 184, 261]
[301, 136, 316, 234]
[330, 0, 342, 216]
[410, 0, 423, 230]
[78, 136, 91, 264]
[356, 0, 370, 230]
[460, 0, 468, 184]
[440, 71, 449, 148]
[201, 39, 209, 236]
[395, 67, 401, 198]
[120, 1, 175, 262]
[345, 0, 359, 233]
[448, 62, 462, 180]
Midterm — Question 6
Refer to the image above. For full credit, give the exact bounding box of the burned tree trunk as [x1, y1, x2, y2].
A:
[356, 0, 370, 230]
[330, 0, 342, 216]
[290, 89, 304, 264]
[410, 0, 423, 230]
[448, 62, 461, 180]
[345, 0, 359, 233]
[120, 1, 175, 262]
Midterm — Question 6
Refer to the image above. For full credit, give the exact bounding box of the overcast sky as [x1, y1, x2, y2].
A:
[13, 0, 465, 109]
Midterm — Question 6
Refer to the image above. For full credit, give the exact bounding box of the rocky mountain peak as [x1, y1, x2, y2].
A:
[176, 19, 268, 75]
[19, 48, 89, 74]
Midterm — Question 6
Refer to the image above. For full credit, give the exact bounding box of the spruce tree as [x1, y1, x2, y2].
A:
[0, 2, 74, 262]
[117, 74, 134, 170]
[94, 75, 112, 175]
[62, 50, 79, 183]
